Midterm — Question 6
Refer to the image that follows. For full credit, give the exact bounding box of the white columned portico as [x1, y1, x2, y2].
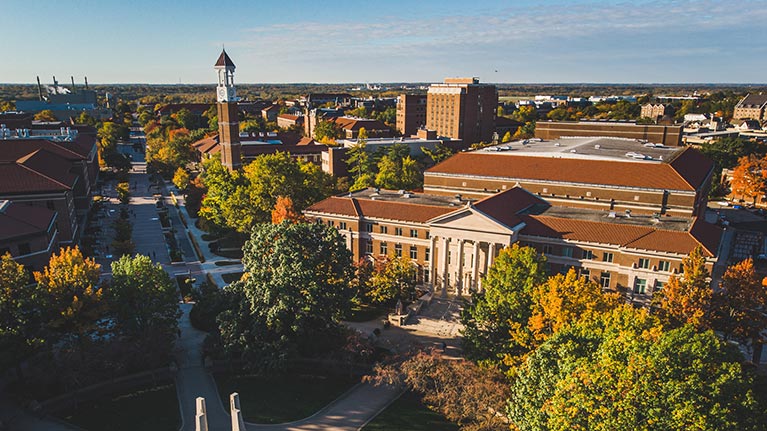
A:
[456, 239, 465, 295]
[488, 242, 497, 271]
[471, 241, 480, 292]
[439, 236, 450, 292]
[429, 235, 437, 289]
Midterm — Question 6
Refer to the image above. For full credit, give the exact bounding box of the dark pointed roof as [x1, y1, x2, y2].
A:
[214, 50, 236, 68]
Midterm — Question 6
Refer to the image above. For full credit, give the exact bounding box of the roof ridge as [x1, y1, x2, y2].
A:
[16, 163, 72, 189]
[350, 198, 361, 217]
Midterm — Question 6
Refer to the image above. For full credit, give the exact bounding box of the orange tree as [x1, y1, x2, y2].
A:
[730, 155, 767, 204]
[652, 246, 713, 330]
[713, 258, 767, 363]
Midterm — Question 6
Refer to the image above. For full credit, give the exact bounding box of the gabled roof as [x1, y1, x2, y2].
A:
[519, 214, 720, 257]
[0, 201, 56, 241]
[427, 149, 713, 191]
[737, 93, 767, 108]
[307, 196, 455, 223]
[332, 117, 388, 131]
[214, 49, 236, 68]
[470, 186, 548, 228]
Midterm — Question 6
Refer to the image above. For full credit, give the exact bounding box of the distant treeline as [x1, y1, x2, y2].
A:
[1, 82, 766, 106]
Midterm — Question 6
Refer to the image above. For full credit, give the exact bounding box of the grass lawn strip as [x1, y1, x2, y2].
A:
[215, 372, 358, 424]
[57, 384, 180, 431]
[362, 392, 459, 431]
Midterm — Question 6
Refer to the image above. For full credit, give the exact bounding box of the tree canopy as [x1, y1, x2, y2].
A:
[217, 222, 354, 367]
[461, 244, 548, 365]
[653, 246, 712, 330]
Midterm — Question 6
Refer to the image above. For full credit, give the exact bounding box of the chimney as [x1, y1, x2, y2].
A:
[84, 76, 89, 89]
[36, 76, 43, 101]
[70, 76, 76, 93]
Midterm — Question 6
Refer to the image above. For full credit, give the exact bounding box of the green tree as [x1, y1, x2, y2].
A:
[314, 119, 341, 142]
[509, 307, 763, 431]
[501, 131, 513, 143]
[375, 155, 400, 189]
[97, 121, 121, 154]
[109, 255, 180, 337]
[421, 143, 455, 165]
[461, 244, 548, 365]
[346, 129, 372, 187]
[218, 222, 354, 367]
[367, 256, 417, 304]
[0, 254, 44, 375]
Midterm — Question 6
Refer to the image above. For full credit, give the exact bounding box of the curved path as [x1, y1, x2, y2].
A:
[174, 304, 402, 431]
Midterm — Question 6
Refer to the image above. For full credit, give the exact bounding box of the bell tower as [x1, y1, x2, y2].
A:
[214, 49, 241, 171]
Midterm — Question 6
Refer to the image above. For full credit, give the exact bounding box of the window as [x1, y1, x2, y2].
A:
[561, 247, 573, 258]
[17, 243, 31, 255]
[365, 223, 373, 233]
[425, 248, 430, 262]
[658, 260, 670, 272]
[395, 227, 403, 236]
[410, 246, 418, 259]
[582, 249, 595, 260]
[580, 268, 590, 280]
[380, 225, 388, 234]
[638, 258, 650, 269]
[395, 243, 402, 257]
[410, 229, 418, 238]
[424, 269, 430, 283]
[339, 221, 347, 230]
[633, 278, 647, 294]
[542, 244, 553, 255]
[380, 242, 388, 255]
[600, 271, 611, 288]
[654, 280, 665, 291]
[602, 252, 614, 263]
[365, 241, 373, 254]
[425, 231, 430, 239]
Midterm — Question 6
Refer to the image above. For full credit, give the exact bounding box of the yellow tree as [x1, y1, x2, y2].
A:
[34, 247, 104, 340]
[528, 268, 620, 343]
[714, 258, 767, 362]
[730, 155, 767, 204]
[652, 246, 712, 330]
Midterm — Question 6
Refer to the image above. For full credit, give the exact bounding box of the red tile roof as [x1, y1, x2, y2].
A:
[472, 186, 548, 228]
[307, 196, 455, 223]
[427, 150, 712, 191]
[0, 202, 56, 241]
[520, 214, 720, 256]
[332, 117, 388, 131]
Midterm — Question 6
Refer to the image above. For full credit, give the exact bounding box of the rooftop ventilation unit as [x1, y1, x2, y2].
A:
[608, 211, 617, 218]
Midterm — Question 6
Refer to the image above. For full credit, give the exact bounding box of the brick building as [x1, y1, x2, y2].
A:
[306, 138, 722, 302]
[733, 93, 767, 122]
[0, 200, 59, 271]
[396, 94, 427, 136]
[640, 103, 674, 120]
[426, 78, 497, 145]
[535, 121, 683, 147]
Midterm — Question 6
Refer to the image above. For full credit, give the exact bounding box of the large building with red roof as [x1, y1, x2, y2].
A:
[305, 137, 724, 302]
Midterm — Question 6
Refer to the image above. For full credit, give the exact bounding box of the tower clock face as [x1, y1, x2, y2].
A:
[217, 87, 227, 101]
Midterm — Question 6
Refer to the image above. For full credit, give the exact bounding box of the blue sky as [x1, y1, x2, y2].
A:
[1, 0, 765, 84]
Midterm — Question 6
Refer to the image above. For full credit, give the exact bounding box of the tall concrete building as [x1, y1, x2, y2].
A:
[426, 78, 497, 144]
[214, 49, 241, 171]
[396, 94, 427, 136]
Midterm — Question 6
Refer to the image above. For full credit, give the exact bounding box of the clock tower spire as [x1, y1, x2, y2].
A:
[214, 49, 241, 171]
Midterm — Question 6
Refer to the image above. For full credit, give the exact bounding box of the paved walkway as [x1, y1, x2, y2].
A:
[173, 303, 402, 431]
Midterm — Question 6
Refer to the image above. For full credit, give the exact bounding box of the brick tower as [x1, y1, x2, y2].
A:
[214, 49, 241, 171]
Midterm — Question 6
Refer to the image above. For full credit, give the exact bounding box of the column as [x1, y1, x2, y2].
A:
[472, 241, 480, 292]
[429, 235, 437, 289]
[438, 236, 449, 292]
[488, 243, 497, 271]
[456, 239, 465, 296]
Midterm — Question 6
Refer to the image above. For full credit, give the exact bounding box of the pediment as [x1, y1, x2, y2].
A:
[428, 207, 517, 234]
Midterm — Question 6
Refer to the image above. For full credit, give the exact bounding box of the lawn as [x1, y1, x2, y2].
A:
[215, 371, 358, 424]
[56, 384, 180, 431]
[221, 271, 244, 284]
[346, 303, 388, 322]
[363, 392, 459, 431]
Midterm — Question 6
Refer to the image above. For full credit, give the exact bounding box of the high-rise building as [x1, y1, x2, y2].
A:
[426, 78, 497, 144]
[214, 49, 241, 171]
[396, 94, 427, 136]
